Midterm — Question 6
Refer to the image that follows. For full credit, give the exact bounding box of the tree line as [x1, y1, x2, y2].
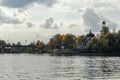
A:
[46, 30, 120, 53]
[0, 29, 120, 53]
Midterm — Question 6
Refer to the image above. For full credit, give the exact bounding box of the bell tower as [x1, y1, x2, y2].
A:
[102, 21, 106, 28]
[101, 21, 109, 35]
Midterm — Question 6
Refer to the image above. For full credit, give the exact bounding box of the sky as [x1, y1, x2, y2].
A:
[0, 0, 120, 44]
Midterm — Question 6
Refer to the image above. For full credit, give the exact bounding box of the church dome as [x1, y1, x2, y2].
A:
[86, 30, 95, 38]
[102, 21, 106, 24]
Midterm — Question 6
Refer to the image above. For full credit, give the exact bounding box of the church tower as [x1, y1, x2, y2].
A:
[102, 21, 106, 28]
[101, 21, 109, 35]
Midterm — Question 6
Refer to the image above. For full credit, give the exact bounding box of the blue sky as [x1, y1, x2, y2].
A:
[0, 0, 120, 44]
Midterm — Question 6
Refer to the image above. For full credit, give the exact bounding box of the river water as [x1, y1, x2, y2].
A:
[0, 54, 120, 80]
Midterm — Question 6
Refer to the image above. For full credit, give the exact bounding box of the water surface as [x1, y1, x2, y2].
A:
[0, 54, 120, 80]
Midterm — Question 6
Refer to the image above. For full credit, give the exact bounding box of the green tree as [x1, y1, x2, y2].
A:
[77, 35, 87, 46]
[27, 42, 35, 53]
[88, 36, 106, 52]
[117, 30, 120, 51]
[104, 32, 117, 51]
[0, 40, 6, 53]
[16, 41, 21, 46]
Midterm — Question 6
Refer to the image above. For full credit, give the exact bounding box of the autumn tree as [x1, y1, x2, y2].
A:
[35, 40, 45, 53]
[61, 34, 76, 49]
[47, 34, 62, 49]
[47, 34, 76, 50]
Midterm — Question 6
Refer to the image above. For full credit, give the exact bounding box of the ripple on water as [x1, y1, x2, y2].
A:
[0, 54, 120, 80]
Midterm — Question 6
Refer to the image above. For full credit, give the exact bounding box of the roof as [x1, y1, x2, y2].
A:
[102, 21, 106, 24]
[86, 30, 95, 38]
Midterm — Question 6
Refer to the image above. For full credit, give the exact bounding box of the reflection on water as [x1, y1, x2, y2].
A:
[0, 54, 120, 80]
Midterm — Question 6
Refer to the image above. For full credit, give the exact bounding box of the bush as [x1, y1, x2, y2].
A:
[47, 50, 54, 53]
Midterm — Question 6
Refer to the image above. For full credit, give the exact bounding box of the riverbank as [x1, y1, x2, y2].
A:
[0, 52, 120, 57]
[47, 49, 120, 56]
[1, 49, 120, 56]
[49, 52, 120, 56]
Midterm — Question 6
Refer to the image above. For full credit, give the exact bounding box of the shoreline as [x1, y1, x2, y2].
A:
[49, 52, 120, 56]
[0, 52, 120, 56]
[50, 53, 120, 56]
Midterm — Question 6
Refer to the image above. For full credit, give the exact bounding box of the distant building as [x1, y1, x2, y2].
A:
[76, 30, 95, 49]
[100, 21, 109, 35]
[86, 30, 95, 43]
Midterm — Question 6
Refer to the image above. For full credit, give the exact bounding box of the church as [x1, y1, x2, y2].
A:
[86, 21, 109, 43]
[77, 21, 109, 50]
[86, 29, 95, 43]
[100, 21, 109, 35]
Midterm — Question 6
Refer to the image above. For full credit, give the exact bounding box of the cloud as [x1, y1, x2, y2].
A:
[102, 16, 118, 30]
[44, 17, 53, 28]
[83, 8, 101, 32]
[0, 0, 57, 8]
[77, 9, 84, 12]
[26, 21, 35, 28]
[83, 8, 118, 32]
[93, 0, 120, 8]
[53, 24, 59, 29]
[0, 9, 23, 24]
[69, 24, 78, 28]
[42, 17, 58, 29]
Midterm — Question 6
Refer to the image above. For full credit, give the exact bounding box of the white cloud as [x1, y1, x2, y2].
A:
[26, 21, 35, 28]
[69, 24, 78, 28]
[0, 0, 120, 44]
[83, 8, 118, 32]
[41, 17, 59, 29]
[102, 16, 117, 30]
[0, 0, 58, 8]
[0, 9, 23, 24]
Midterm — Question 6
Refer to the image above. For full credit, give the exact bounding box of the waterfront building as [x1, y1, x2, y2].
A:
[86, 29, 95, 43]
[100, 21, 109, 35]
